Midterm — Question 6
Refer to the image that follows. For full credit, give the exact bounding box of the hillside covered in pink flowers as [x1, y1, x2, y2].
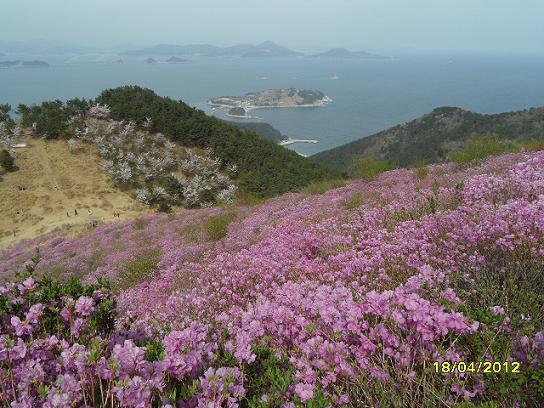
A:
[1, 150, 543, 407]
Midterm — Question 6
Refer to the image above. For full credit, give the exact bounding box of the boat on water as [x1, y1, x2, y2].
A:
[329, 75, 340, 80]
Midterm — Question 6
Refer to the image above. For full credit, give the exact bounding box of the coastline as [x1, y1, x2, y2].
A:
[226, 113, 261, 120]
[209, 97, 332, 112]
[279, 138, 319, 146]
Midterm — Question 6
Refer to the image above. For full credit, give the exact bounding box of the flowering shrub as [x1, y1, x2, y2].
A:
[1, 150, 544, 406]
[64, 109, 237, 208]
[0, 260, 251, 407]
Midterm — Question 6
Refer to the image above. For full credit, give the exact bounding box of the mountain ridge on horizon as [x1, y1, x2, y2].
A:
[120, 41, 386, 59]
[120, 41, 302, 57]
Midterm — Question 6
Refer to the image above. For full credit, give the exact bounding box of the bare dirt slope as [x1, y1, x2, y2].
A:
[0, 138, 151, 248]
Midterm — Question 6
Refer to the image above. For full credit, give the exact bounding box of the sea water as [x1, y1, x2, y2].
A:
[1, 53, 543, 156]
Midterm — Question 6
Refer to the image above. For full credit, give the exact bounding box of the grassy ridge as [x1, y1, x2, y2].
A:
[312, 106, 544, 172]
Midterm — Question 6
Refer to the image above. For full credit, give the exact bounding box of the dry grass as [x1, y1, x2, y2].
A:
[0, 138, 151, 248]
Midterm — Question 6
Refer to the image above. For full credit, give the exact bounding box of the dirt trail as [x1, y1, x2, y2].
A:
[0, 138, 151, 249]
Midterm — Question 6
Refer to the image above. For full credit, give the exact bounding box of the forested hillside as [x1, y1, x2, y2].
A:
[95, 87, 339, 196]
[13, 87, 339, 198]
[313, 106, 544, 172]
[226, 121, 288, 144]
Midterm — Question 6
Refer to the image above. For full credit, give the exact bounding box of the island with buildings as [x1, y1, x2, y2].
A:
[208, 88, 332, 111]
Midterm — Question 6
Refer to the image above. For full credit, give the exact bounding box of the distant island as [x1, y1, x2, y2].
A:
[241, 41, 304, 58]
[145, 58, 157, 64]
[209, 88, 331, 110]
[0, 60, 49, 68]
[227, 107, 254, 119]
[122, 41, 304, 58]
[166, 56, 188, 63]
[310, 48, 389, 59]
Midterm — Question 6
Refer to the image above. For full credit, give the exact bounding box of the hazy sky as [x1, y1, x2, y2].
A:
[2, 0, 543, 53]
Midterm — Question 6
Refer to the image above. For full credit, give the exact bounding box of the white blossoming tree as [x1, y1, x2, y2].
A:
[64, 111, 238, 208]
[88, 104, 111, 119]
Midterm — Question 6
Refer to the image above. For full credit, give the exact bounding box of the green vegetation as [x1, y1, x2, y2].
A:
[95, 86, 339, 197]
[117, 249, 160, 290]
[313, 106, 544, 172]
[1, 149, 17, 172]
[412, 159, 429, 179]
[0, 104, 15, 129]
[345, 193, 365, 210]
[450, 135, 519, 164]
[226, 121, 287, 144]
[206, 212, 237, 241]
[17, 98, 90, 139]
[157, 201, 173, 213]
[237, 191, 266, 207]
[353, 156, 392, 180]
[523, 139, 544, 152]
[301, 178, 347, 195]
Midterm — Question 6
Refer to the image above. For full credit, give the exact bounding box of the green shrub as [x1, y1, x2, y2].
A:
[160, 175, 183, 200]
[523, 139, 544, 152]
[206, 212, 236, 241]
[157, 201, 173, 213]
[412, 159, 429, 179]
[17, 98, 90, 139]
[1, 149, 17, 172]
[353, 156, 392, 180]
[302, 178, 347, 195]
[117, 249, 160, 289]
[198, 189, 216, 205]
[345, 193, 365, 210]
[450, 135, 519, 164]
[0, 104, 15, 129]
[237, 191, 265, 207]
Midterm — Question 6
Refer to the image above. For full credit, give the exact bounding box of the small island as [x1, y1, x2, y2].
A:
[208, 88, 331, 111]
[166, 56, 188, 63]
[145, 58, 157, 64]
[0, 60, 49, 69]
[310, 48, 389, 60]
[226, 107, 260, 119]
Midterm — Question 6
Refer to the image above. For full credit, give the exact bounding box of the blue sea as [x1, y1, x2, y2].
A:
[1, 53, 544, 156]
